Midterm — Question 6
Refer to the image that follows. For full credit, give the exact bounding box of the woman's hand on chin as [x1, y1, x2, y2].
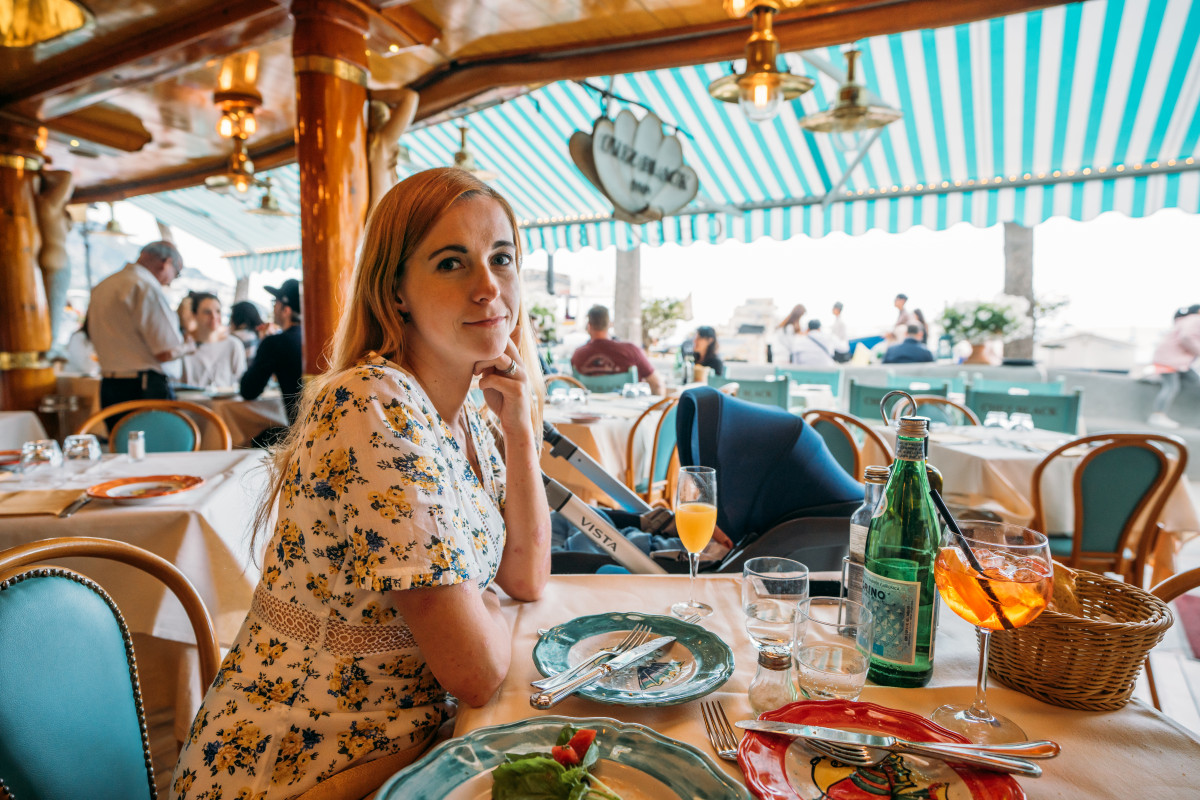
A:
[474, 340, 533, 440]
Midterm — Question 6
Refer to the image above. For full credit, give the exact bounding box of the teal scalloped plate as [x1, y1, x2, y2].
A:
[532, 611, 735, 706]
[375, 715, 752, 800]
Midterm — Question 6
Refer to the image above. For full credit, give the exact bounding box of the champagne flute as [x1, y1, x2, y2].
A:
[931, 520, 1053, 743]
[671, 466, 717, 619]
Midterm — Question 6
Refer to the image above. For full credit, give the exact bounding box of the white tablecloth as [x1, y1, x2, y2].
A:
[457, 574, 1200, 800]
[0, 411, 48, 449]
[176, 390, 289, 448]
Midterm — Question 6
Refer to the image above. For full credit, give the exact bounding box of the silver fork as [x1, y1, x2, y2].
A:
[531, 623, 653, 690]
[701, 700, 740, 762]
[804, 739, 1042, 777]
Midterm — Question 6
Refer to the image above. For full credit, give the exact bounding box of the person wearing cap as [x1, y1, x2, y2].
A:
[1149, 305, 1200, 428]
[239, 278, 303, 428]
[692, 325, 724, 376]
[88, 241, 194, 411]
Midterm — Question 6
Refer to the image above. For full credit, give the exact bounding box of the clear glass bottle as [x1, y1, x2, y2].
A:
[844, 465, 889, 605]
[863, 415, 940, 688]
[748, 650, 797, 714]
[127, 430, 146, 462]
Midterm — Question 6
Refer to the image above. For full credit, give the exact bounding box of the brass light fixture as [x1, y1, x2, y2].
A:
[708, 1, 813, 123]
[91, 202, 127, 236]
[245, 176, 294, 216]
[205, 138, 257, 195]
[452, 124, 497, 182]
[797, 49, 902, 140]
[208, 52, 263, 195]
[1, 0, 91, 48]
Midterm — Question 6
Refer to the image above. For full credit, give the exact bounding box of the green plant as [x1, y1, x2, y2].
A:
[527, 299, 558, 344]
[938, 295, 1033, 344]
[640, 297, 686, 349]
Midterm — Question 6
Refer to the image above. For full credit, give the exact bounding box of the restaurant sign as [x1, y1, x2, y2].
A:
[569, 109, 699, 225]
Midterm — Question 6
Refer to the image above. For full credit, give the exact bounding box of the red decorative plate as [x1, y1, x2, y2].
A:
[87, 474, 204, 503]
[738, 699, 1025, 800]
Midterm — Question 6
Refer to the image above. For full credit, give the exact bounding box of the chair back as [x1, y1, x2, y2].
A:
[1030, 433, 1187, 582]
[707, 374, 791, 409]
[625, 397, 679, 507]
[545, 374, 587, 392]
[802, 409, 895, 480]
[964, 387, 1082, 433]
[888, 395, 980, 426]
[77, 399, 232, 452]
[0, 537, 219, 800]
[774, 366, 842, 397]
[885, 375, 951, 393]
[848, 379, 947, 422]
[570, 367, 638, 393]
[968, 377, 1067, 395]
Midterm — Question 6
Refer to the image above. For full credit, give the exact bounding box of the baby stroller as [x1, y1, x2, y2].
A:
[547, 386, 863, 580]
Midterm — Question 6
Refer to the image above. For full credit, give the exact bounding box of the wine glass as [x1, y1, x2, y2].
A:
[931, 520, 1053, 743]
[671, 466, 717, 619]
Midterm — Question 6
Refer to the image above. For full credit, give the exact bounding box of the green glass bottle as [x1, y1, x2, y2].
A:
[863, 415, 940, 687]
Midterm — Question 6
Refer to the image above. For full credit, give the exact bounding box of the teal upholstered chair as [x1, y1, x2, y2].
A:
[848, 379, 948, 423]
[624, 397, 679, 507]
[707, 374, 791, 409]
[885, 375, 951, 393]
[1030, 433, 1187, 585]
[571, 367, 639, 393]
[774, 366, 843, 397]
[0, 537, 220, 800]
[964, 387, 1082, 434]
[968, 377, 1067, 395]
[802, 409, 895, 481]
[887, 395, 980, 426]
[77, 399, 232, 452]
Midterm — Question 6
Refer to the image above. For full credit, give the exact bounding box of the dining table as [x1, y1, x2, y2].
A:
[542, 392, 667, 506]
[0, 449, 267, 739]
[447, 572, 1200, 799]
[0, 411, 49, 450]
[175, 388, 289, 448]
[879, 424, 1200, 584]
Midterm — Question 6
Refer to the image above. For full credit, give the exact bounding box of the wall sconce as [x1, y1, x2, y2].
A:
[797, 49, 902, 142]
[708, 1, 812, 123]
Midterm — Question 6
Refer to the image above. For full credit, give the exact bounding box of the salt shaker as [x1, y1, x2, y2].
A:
[748, 650, 797, 714]
[127, 430, 146, 462]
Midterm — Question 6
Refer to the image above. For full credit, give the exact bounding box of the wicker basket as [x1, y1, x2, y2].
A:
[986, 568, 1174, 711]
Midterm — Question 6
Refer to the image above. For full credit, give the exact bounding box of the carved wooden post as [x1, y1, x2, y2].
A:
[292, 0, 370, 375]
[0, 121, 54, 412]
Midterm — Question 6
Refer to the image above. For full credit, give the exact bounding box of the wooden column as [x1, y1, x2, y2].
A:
[1003, 222, 1034, 359]
[0, 120, 53, 412]
[292, 0, 369, 375]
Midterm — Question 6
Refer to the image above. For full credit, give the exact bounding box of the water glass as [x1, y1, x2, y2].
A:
[1008, 412, 1035, 431]
[63, 434, 102, 473]
[621, 382, 639, 398]
[793, 597, 873, 701]
[19, 439, 63, 479]
[567, 387, 588, 406]
[983, 411, 1010, 428]
[635, 381, 652, 397]
[742, 557, 809, 655]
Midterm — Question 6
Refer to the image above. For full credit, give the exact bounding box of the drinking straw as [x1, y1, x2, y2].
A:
[928, 488, 1015, 631]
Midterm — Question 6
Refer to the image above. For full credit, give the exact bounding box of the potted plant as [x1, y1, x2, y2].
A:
[938, 295, 1032, 364]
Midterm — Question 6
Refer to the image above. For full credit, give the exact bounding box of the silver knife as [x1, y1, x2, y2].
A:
[530, 635, 675, 709]
[735, 720, 1059, 758]
[58, 495, 92, 519]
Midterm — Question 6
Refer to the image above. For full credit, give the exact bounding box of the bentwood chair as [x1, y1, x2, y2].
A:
[802, 409, 895, 481]
[545, 374, 587, 392]
[570, 367, 639, 393]
[624, 397, 680, 508]
[0, 537, 219, 800]
[76, 399, 232, 452]
[1147, 565, 1200, 710]
[707, 374, 791, 409]
[1031, 433, 1188, 585]
[888, 395, 981, 426]
[848, 379, 948, 423]
[965, 387, 1083, 434]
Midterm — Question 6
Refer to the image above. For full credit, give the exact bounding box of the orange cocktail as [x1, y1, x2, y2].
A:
[934, 546, 1052, 631]
[675, 502, 717, 553]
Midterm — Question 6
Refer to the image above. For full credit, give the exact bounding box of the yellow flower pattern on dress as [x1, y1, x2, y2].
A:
[171, 357, 506, 799]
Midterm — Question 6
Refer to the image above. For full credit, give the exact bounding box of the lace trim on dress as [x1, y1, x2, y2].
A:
[252, 585, 417, 655]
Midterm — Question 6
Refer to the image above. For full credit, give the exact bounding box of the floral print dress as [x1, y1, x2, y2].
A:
[170, 355, 506, 799]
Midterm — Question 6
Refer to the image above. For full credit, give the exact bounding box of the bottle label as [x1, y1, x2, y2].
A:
[863, 568, 920, 666]
[895, 437, 925, 462]
[848, 522, 869, 562]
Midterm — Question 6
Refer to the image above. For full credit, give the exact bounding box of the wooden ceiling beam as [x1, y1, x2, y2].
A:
[405, 0, 1071, 122]
[0, 0, 291, 119]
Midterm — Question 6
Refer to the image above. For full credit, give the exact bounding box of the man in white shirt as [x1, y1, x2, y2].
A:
[89, 241, 193, 410]
[789, 320, 838, 366]
[180, 292, 247, 389]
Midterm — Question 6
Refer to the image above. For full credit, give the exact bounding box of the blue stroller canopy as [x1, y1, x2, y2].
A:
[675, 387, 863, 544]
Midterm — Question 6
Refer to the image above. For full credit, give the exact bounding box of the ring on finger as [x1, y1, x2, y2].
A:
[498, 358, 518, 376]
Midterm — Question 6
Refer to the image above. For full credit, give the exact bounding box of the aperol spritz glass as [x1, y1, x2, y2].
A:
[931, 520, 1052, 744]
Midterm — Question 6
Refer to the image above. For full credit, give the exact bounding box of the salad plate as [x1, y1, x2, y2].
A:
[376, 715, 751, 800]
[533, 611, 733, 707]
[738, 699, 1025, 800]
[86, 474, 204, 504]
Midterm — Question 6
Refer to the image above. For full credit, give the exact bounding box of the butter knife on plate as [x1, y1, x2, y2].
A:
[530, 635, 675, 709]
[736, 720, 1056, 776]
[58, 495, 92, 518]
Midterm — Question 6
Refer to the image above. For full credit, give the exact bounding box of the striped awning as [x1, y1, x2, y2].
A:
[131, 0, 1200, 270]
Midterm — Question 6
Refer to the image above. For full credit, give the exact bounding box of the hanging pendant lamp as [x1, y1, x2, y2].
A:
[707, 1, 813, 123]
[797, 49, 902, 138]
[452, 124, 498, 182]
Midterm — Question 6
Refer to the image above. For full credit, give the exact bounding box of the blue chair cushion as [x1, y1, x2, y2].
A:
[114, 409, 197, 452]
[0, 572, 154, 800]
